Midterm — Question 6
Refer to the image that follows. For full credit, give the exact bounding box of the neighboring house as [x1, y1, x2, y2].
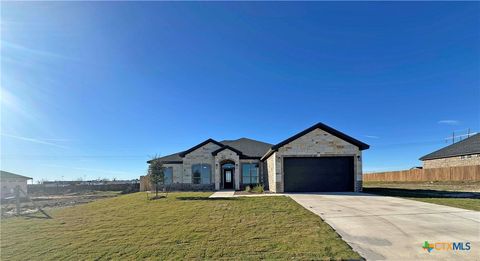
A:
[420, 133, 480, 169]
[0, 170, 32, 199]
[144, 122, 369, 193]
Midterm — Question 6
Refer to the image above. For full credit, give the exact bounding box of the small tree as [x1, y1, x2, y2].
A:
[149, 159, 164, 198]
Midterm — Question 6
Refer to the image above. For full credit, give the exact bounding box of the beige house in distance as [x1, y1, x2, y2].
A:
[1, 171, 32, 199]
[144, 122, 369, 193]
[420, 133, 480, 169]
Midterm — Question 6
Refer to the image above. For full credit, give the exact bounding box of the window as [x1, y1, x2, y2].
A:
[242, 163, 259, 184]
[164, 167, 173, 185]
[222, 163, 235, 169]
[192, 164, 211, 184]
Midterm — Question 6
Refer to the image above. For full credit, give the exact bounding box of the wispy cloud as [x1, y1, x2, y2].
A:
[365, 135, 380, 139]
[2, 40, 73, 60]
[438, 120, 460, 125]
[1, 133, 69, 149]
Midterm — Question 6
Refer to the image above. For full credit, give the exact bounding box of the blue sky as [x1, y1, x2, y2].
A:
[1, 2, 479, 182]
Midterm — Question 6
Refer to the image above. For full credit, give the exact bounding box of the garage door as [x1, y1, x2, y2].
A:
[284, 157, 354, 192]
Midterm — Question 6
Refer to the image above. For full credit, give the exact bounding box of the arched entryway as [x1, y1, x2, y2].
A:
[220, 160, 235, 189]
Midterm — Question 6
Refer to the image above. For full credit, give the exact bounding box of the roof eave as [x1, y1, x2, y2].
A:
[211, 145, 244, 156]
[179, 138, 224, 157]
[270, 122, 369, 151]
[420, 152, 480, 161]
[260, 149, 275, 161]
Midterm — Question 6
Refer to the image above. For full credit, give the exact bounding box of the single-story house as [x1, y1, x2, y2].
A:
[0, 170, 32, 199]
[144, 122, 369, 193]
[419, 133, 480, 169]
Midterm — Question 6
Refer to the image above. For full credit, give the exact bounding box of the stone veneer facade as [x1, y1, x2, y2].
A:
[214, 148, 240, 190]
[160, 143, 263, 190]
[265, 128, 363, 193]
[423, 154, 480, 169]
[146, 127, 366, 192]
[182, 142, 221, 184]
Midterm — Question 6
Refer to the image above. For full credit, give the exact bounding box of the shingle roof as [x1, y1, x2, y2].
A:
[148, 123, 368, 164]
[146, 152, 182, 164]
[0, 170, 32, 180]
[211, 145, 244, 157]
[220, 138, 272, 158]
[419, 133, 480, 160]
[178, 138, 224, 157]
[147, 138, 272, 163]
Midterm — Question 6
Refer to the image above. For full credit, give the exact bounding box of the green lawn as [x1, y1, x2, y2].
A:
[406, 197, 480, 211]
[1, 192, 360, 260]
[363, 185, 480, 211]
[363, 181, 480, 192]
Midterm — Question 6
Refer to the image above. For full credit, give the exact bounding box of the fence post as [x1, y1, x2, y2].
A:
[15, 185, 21, 215]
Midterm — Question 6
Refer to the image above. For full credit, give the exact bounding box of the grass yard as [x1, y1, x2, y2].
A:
[406, 197, 480, 211]
[363, 182, 480, 211]
[1, 192, 360, 260]
[363, 181, 480, 192]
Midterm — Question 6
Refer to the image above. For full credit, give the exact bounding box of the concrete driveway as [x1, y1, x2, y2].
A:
[289, 193, 479, 260]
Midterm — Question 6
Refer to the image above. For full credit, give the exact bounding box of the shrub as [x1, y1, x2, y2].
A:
[251, 184, 264, 193]
[245, 185, 252, 192]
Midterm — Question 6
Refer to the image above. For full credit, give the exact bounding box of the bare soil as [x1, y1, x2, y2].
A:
[1, 191, 120, 218]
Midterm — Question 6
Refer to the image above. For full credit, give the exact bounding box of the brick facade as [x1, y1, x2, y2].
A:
[423, 154, 480, 169]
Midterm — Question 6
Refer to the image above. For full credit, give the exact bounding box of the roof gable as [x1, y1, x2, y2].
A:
[178, 138, 224, 157]
[211, 145, 243, 156]
[271, 122, 369, 151]
[261, 122, 369, 161]
[420, 133, 480, 160]
[147, 124, 369, 164]
[220, 138, 272, 158]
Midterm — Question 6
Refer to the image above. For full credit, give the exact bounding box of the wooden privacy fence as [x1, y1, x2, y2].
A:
[140, 176, 151, 191]
[364, 165, 480, 182]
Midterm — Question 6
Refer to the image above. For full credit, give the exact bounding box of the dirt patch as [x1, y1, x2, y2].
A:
[1, 191, 121, 218]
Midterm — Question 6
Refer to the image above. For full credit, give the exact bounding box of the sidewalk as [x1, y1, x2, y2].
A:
[208, 191, 235, 198]
[209, 191, 286, 198]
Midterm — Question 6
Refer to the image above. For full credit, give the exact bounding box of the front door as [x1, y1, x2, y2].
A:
[223, 169, 233, 189]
